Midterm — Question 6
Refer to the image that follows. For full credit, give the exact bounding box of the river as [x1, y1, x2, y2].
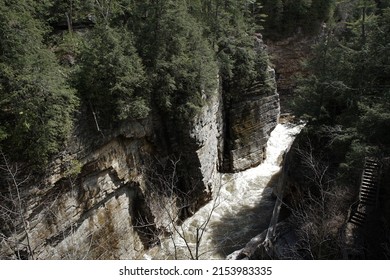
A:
[148, 122, 304, 260]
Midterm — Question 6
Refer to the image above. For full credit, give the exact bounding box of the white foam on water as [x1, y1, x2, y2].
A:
[152, 122, 304, 259]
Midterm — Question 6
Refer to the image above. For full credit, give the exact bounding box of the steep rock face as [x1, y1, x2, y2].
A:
[15, 119, 155, 259]
[222, 65, 280, 173]
[1, 62, 280, 261]
[226, 92, 280, 172]
[1, 94, 225, 259]
[153, 91, 224, 221]
[190, 92, 224, 190]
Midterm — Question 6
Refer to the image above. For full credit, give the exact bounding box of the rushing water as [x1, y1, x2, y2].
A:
[148, 122, 304, 260]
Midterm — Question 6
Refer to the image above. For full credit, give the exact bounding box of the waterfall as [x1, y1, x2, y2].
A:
[148, 122, 304, 260]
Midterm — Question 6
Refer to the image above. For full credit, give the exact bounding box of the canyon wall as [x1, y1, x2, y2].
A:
[1, 119, 155, 259]
[225, 85, 280, 172]
[0, 62, 280, 261]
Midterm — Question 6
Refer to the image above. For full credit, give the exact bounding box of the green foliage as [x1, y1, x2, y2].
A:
[90, 0, 274, 127]
[292, 36, 355, 125]
[46, 0, 96, 31]
[262, 0, 337, 37]
[64, 159, 82, 178]
[1, 0, 275, 167]
[292, 3, 390, 177]
[156, 3, 218, 114]
[49, 31, 84, 71]
[358, 101, 390, 145]
[130, 1, 220, 119]
[47, 0, 137, 30]
[190, 1, 274, 100]
[77, 25, 149, 124]
[0, 1, 78, 167]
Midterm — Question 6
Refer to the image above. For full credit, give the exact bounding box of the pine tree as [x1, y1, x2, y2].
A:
[77, 24, 149, 126]
[0, 1, 78, 167]
[293, 2, 390, 155]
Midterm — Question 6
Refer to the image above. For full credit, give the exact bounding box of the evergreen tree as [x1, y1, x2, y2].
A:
[47, 0, 94, 30]
[77, 24, 149, 126]
[356, 7, 390, 147]
[0, 1, 78, 167]
[261, 0, 336, 37]
[293, 2, 390, 159]
[211, 0, 273, 99]
[131, 1, 218, 119]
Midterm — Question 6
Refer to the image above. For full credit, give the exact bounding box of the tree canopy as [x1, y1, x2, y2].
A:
[261, 0, 336, 38]
[0, 1, 78, 167]
[292, 1, 390, 171]
[0, 0, 275, 168]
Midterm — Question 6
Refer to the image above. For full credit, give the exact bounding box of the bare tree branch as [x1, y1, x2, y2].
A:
[0, 150, 34, 259]
[135, 156, 221, 259]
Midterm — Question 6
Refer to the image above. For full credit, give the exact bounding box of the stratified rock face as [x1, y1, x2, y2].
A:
[0, 94, 225, 260]
[149, 90, 224, 223]
[227, 93, 280, 172]
[221, 63, 280, 173]
[0, 59, 280, 260]
[22, 119, 156, 260]
[190, 91, 224, 191]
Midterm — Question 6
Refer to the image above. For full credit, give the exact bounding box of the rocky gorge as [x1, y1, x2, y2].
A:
[2, 0, 390, 262]
[0, 39, 281, 259]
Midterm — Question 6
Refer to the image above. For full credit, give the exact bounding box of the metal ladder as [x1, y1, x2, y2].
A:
[348, 157, 381, 227]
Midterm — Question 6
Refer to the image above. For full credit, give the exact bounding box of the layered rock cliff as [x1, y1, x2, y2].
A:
[223, 79, 280, 172]
[0, 55, 280, 261]
[2, 119, 155, 259]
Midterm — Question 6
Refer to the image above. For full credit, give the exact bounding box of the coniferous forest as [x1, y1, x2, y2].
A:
[1, 0, 390, 260]
[2, 0, 389, 170]
[0, 0, 272, 168]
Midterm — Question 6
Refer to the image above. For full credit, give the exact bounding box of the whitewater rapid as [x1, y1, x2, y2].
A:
[149, 122, 304, 259]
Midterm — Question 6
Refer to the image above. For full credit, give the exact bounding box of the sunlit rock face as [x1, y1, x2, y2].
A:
[0, 92, 226, 260]
[189, 91, 224, 193]
[0, 59, 281, 261]
[16, 119, 155, 260]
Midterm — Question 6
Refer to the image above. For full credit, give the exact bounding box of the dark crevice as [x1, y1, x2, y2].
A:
[131, 188, 160, 249]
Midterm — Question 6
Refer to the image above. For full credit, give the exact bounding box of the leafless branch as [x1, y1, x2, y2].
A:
[0, 150, 34, 259]
[136, 156, 221, 259]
